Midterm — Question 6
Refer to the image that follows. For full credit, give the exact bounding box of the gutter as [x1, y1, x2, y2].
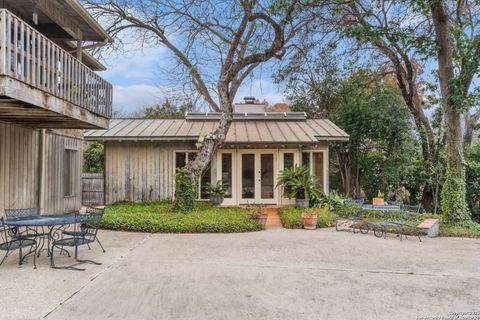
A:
[38, 129, 46, 214]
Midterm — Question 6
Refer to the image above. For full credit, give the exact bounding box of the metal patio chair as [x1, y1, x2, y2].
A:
[395, 205, 422, 242]
[360, 205, 402, 239]
[62, 207, 106, 253]
[4, 208, 49, 256]
[335, 199, 365, 233]
[0, 218, 38, 268]
[51, 210, 104, 271]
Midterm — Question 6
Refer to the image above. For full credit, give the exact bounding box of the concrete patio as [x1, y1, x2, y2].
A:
[1, 228, 479, 320]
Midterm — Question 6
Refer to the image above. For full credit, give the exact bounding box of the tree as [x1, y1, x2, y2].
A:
[83, 142, 104, 173]
[142, 100, 193, 119]
[429, 0, 480, 224]
[87, 0, 310, 183]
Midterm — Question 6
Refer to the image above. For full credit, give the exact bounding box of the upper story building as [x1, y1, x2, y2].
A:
[0, 0, 112, 129]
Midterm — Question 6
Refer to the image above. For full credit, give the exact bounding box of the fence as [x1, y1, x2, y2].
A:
[82, 173, 104, 205]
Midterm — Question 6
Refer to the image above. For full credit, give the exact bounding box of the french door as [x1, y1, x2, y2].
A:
[239, 151, 277, 204]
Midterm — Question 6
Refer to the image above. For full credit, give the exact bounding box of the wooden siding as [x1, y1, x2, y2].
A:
[105, 141, 194, 204]
[43, 132, 83, 214]
[0, 122, 40, 214]
[82, 173, 104, 205]
[0, 122, 83, 216]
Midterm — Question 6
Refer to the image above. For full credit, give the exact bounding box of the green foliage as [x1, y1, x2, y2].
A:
[316, 191, 345, 210]
[204, 181, 228, 196]
[278, 207, 336, 229]
[143, 99, 193, 119]
[83, 142, 104, 173]
[102, 201, 262, 233]
[465, 144, 480, 222]
[173, 168, 197, 212]
[441, 167, 471, 225]
[277, 165, 324, 203]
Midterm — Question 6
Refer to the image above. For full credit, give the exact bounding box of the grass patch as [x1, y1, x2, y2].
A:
[440, 222, 480, 238]
[102, 201, 262, 233]
[279, 207, 336, 229]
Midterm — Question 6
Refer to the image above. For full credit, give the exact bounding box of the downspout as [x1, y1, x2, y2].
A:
[38, 129, 46, 214]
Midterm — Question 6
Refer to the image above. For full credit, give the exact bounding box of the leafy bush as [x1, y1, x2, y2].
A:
[173, 168, 197, 212]
[441, 167, 470, 225]
[278, 207, 336, 229]
[277, 165, 323, 204]
[102, 201, 262, 233]
[83, 142, 104, 173]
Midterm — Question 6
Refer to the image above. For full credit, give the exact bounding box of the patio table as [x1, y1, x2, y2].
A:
[3, 214, 86, 267]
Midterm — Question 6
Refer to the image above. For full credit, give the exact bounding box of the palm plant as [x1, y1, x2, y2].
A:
[277, 165, 323, 207]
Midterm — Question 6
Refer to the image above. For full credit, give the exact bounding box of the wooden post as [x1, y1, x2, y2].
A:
[0, 10, 6, 75]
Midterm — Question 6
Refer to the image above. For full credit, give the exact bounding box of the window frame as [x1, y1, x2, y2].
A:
[63, 148, 79, 198]
[301, 150, 328, 193]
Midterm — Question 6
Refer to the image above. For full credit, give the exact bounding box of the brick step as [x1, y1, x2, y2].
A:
[263, 207, 283, 229]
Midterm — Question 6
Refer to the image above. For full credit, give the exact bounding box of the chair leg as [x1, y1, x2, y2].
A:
[18, 247, 22, 266]
[96, 237, 106, 253]
[0, 251, 10, 267]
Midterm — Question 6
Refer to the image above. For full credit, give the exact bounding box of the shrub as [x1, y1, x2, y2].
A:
[278, 207, 336, 229]
[102, 201, 262, 233]
[173, 168, 197, 212]
[441, 168, 470, 225]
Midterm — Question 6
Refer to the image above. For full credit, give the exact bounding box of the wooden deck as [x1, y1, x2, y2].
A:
[0, 9, 111, 129]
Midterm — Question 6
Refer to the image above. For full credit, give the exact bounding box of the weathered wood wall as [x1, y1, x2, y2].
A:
[43, 132, 83, 214]
[82, 173, 104, 205]
[0, 122, 83, 216]
[104, 141, 194, 204]
[0, 122, 40, 214]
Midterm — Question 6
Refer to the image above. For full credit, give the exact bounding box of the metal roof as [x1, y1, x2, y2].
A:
[185, 112, 308, 120]
[85, 118, 349, 144]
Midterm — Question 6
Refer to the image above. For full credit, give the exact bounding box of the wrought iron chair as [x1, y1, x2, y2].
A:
[0, 218, 38, 268]
[4, 208, 49, 256]
[360, 205, 402, 238]
[51, 210, 104, 271]
[335, 199, 365, 233]
[62, 207, 106, 253]
[396, 205, 422, 242]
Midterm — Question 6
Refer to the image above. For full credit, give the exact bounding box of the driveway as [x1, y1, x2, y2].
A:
[1, 228, 479, 320]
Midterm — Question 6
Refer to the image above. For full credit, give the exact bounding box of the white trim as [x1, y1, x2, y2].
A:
[216, 150, 237, 206]
[278, 149, 299, 205]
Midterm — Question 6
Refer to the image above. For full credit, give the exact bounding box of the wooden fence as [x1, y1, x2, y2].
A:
[82, 173, 104, 205]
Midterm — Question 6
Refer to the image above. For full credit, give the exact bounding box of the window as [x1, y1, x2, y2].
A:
[301, 151, 325, 191]
[175, 151, 211, 200]
[63, 149, 78, 197]
[283, 153, 294, 170]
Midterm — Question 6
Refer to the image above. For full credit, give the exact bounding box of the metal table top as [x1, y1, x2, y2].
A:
[362, 205, 401, 211]
[3, 214, 85, 227]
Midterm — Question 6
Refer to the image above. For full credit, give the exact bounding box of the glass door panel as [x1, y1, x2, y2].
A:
[312, 152, 324, 190]
[241, 154, 255, 199]
[260, 154, 274, 199]
[221, 153, 233, 198]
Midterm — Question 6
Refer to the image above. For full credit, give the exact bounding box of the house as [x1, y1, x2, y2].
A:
[85, 98, 348, 206]
[0, 1, 112, 215]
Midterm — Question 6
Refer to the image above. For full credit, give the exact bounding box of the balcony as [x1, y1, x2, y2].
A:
[0, 9, 112, 129]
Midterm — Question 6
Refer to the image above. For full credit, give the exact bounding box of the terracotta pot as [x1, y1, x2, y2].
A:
[259, 214, 268, 230]
[302, 214, 318, 230]
[296, 199, 310, 208]
[372, 197, 385, 206]
[210, 195, 224, 208]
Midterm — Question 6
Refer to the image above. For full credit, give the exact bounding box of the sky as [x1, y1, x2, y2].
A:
[97, 45, 287, 116]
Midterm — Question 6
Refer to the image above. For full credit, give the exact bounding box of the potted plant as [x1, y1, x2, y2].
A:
[302, 208, 318, 230]
[205, 181, 227, 208]
[277, 165, 323, 208]
[372, 191, 385, 206]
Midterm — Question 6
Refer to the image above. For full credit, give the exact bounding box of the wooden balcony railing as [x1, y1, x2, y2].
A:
[0, 9, 112, 119]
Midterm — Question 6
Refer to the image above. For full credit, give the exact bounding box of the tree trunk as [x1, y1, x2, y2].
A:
[431, 1, 469, 223]
[185, 108, 233, 181]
